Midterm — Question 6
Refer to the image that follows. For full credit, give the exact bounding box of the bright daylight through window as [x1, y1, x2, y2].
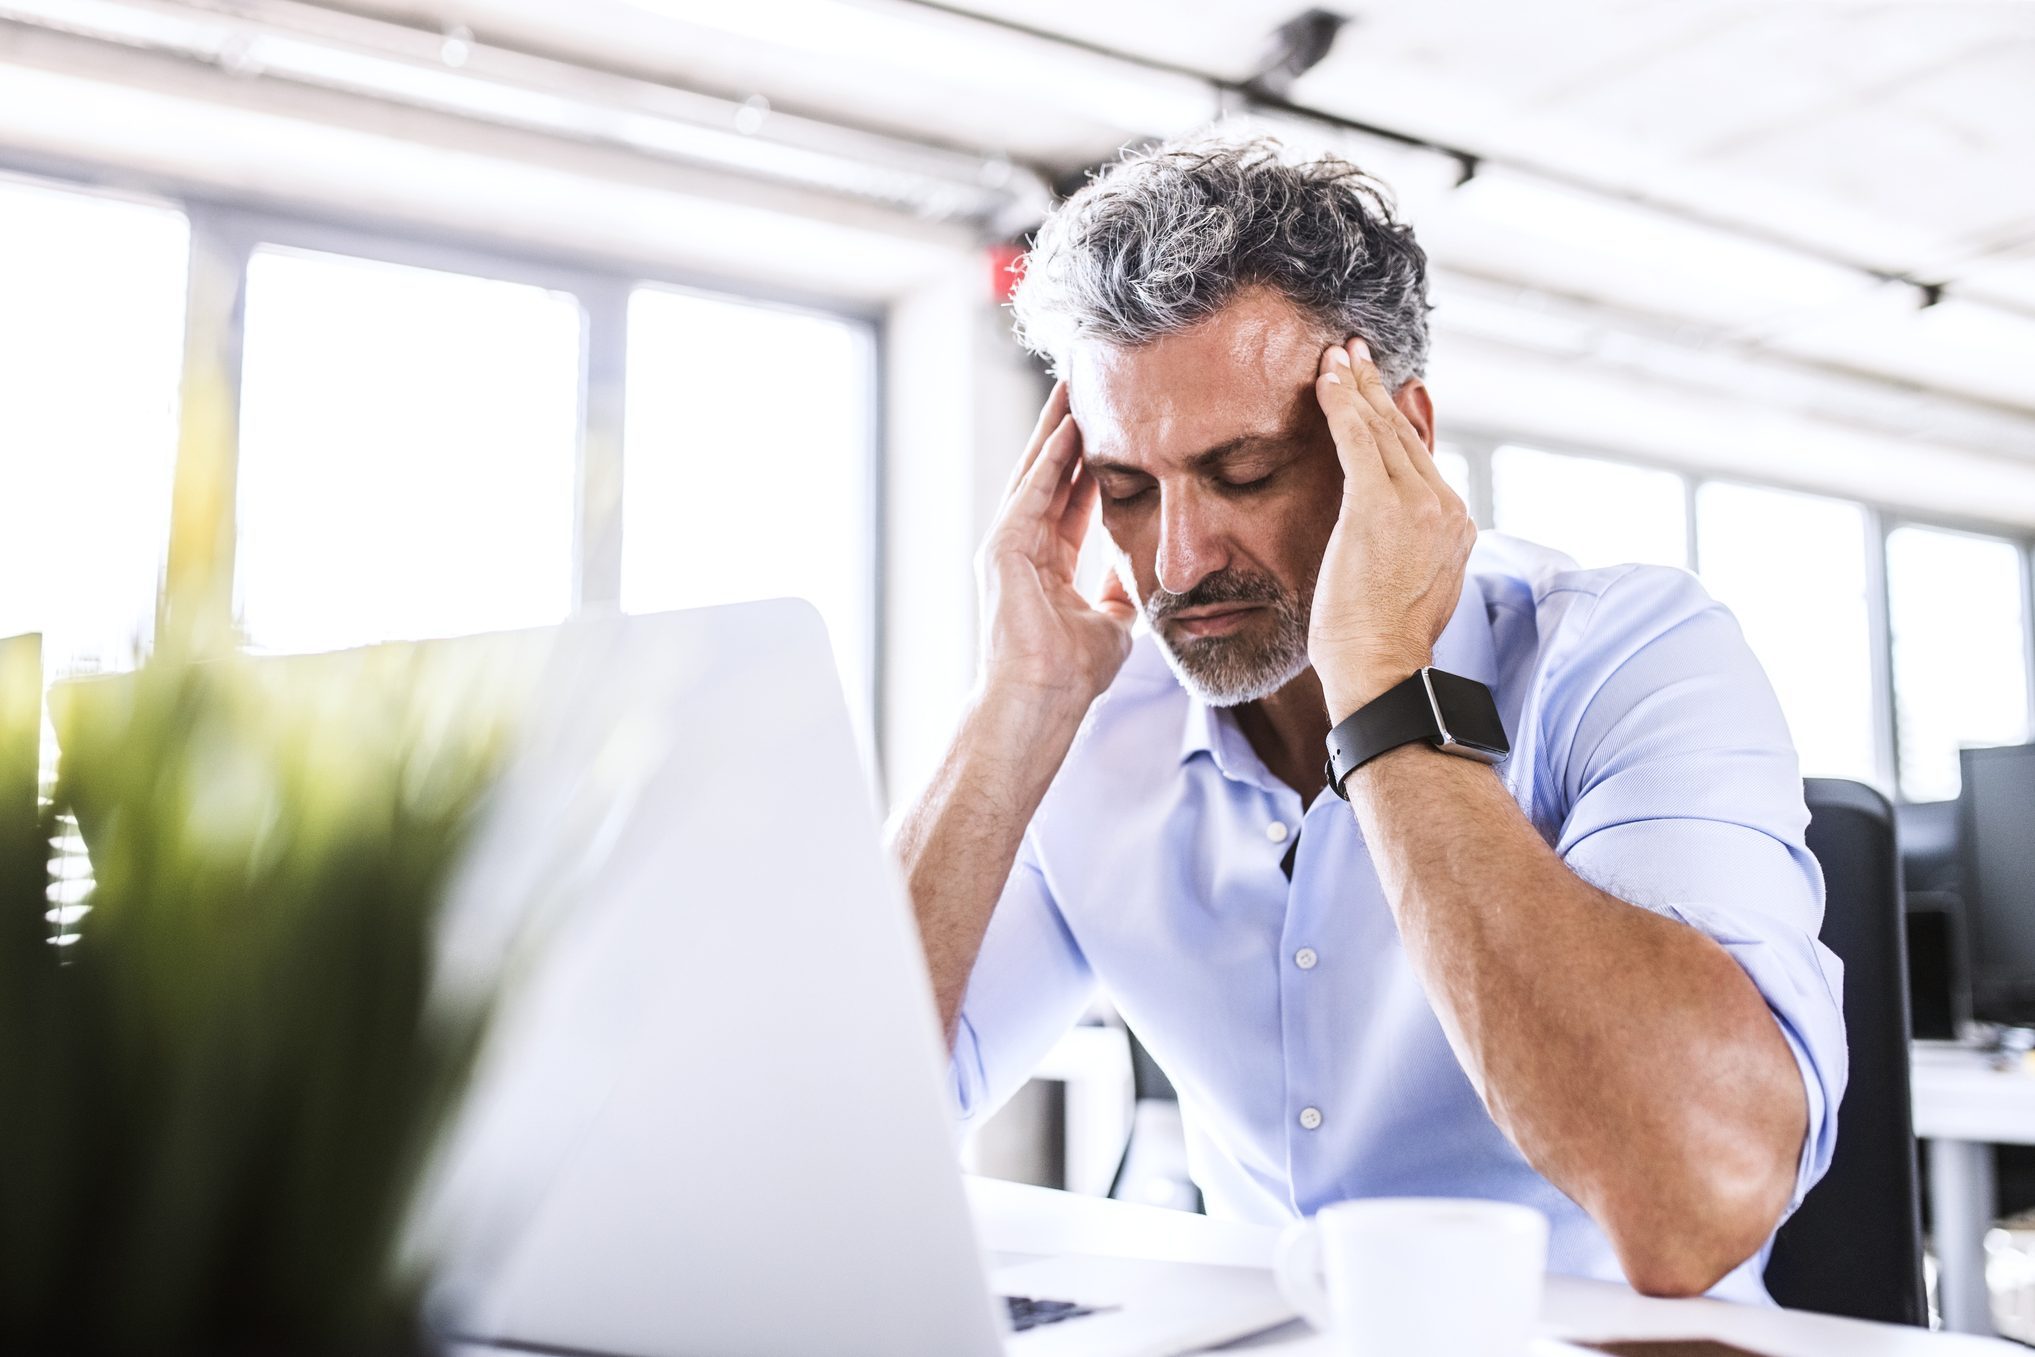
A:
[0, 177, 187, 675]
[235, 247, 582, 654]
[1491, 444, 1686, 570]
[1887, 524, 2030, 801]
[622, 287, 877, 763]
[1695, 481, 1877, 783]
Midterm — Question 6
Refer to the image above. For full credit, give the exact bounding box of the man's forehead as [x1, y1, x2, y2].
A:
[1067, 290, 1331, 465]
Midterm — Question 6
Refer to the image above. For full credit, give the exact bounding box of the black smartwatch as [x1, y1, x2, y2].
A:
[1323, 667, 1509, 800]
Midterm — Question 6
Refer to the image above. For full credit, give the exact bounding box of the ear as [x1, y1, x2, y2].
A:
[1391, 379, 1436, 449]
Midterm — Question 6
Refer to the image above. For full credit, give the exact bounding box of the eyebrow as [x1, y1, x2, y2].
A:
[1082, 428, 1304, 479]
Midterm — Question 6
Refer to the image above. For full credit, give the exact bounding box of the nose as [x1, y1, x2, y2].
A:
[1155, 491, 1228, 597]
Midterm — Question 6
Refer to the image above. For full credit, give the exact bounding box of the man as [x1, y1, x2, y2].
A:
[886, 134, 1845, 1301]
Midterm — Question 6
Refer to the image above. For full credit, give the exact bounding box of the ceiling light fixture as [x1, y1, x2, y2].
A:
[0, 0, 1052, 227]
[1245, 8, 1349, 102]
[626, 0, 1219, 137]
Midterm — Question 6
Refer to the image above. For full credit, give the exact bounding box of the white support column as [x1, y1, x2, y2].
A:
[575, 280, 631, 611]
[877, 262, 1045, 819]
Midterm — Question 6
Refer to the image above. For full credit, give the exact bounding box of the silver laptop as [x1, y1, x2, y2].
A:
[407, 598, 1293, 1357]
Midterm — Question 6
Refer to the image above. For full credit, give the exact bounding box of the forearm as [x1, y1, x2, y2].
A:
[886, 684, 1087, 1046]
[1345, 744, 1806, 1296]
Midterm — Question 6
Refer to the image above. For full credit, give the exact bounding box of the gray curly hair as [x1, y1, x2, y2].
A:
[1010, 132, 1432, 392]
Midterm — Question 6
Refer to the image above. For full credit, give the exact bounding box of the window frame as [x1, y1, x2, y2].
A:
[1881, 518, 2035, 804]
[0, 151, 889, 791]
[1450, 426, 2035, 801]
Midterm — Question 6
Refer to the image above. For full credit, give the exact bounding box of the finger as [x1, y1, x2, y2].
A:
[1365, 374, 1466, 517]
[1056, 448, 1100, 543]
[1359, 350, 1453, 504]
[1316, 345, 1391, 496]
[1046, 412, 1088, 524]
[1017, 413, 1080, 517]
[1001, 379, 1071, 503]
[1404, 430, 1463, 513]
[1364, 370, 1452, 507]
[1339, 339, 1417, 482]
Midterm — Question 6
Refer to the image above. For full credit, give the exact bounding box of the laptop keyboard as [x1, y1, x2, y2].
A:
[1004, 1294, 1102, 1332]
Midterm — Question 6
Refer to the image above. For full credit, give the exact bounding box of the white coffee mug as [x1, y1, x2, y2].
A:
[1274, 1197, 1549, 1356]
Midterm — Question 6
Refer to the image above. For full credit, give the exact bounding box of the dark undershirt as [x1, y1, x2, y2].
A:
[1279, 829, 1300, 881]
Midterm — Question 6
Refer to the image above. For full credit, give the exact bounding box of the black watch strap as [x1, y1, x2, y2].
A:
[1322, 667, 1508, 800]
[1322, 671, 1438, 801]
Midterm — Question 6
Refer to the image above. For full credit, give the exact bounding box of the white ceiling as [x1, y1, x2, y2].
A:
[321, 0, 2035, 404]
[936, 0, 2035, 277]
[338, 0, 2035, 293]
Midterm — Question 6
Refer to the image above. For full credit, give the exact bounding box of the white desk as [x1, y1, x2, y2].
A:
[1911, 1041, 2035, 1337]
[1006, 1031, 2035, 1338]
[969, 1176, 2022, 1355]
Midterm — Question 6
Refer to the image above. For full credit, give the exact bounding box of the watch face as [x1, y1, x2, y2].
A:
[1426, 669, 1509, 759]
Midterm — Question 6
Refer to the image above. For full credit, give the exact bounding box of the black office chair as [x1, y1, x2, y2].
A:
[1763, 778, 1926, 1325]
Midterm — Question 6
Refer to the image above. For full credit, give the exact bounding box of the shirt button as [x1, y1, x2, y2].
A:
[1298, 1106, 1323, 1131]
[1294, 947, 1318, 970]
[1266, 821, 1289, 844]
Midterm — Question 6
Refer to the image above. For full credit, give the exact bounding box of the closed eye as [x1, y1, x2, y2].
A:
[1105, 471, 1276, 506]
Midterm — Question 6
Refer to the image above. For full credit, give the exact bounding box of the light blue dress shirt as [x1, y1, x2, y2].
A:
[949, 532, 1847, 1303]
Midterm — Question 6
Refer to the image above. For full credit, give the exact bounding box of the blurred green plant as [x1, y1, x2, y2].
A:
[0, 633, 513, 1356]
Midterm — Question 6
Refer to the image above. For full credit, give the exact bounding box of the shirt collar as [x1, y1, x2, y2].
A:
[1177, 569, 1498, 772]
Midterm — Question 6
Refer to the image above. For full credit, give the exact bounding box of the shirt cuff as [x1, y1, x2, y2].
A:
[948, 1010, 990, 1124]
[1771, 1015, 1829, 1218]
[1655, 898, 1847, 1218]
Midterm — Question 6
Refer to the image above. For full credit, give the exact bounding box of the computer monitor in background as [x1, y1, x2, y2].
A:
[1958, 743, 2035, 1028]
[1904, 892, 1970, 1040]
[0, 634, 43, 913]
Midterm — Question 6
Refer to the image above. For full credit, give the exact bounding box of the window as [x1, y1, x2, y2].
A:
[1490, 444, 1686, 569]
[1887, 525, 2030, 802]
[235, 247, 582, 653]
[1695, 482, 1876, 782]
[622, 287, 876, 758]
[12, 160, 2034, 815]
[0, 177, 188, 674]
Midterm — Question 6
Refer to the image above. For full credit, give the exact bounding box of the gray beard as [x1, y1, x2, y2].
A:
[1149, 582, 1315, 708]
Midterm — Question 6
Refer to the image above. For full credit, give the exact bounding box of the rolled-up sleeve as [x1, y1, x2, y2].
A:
[949, 830, 1097, 1125]
[1546, 566, 1848, 1216]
